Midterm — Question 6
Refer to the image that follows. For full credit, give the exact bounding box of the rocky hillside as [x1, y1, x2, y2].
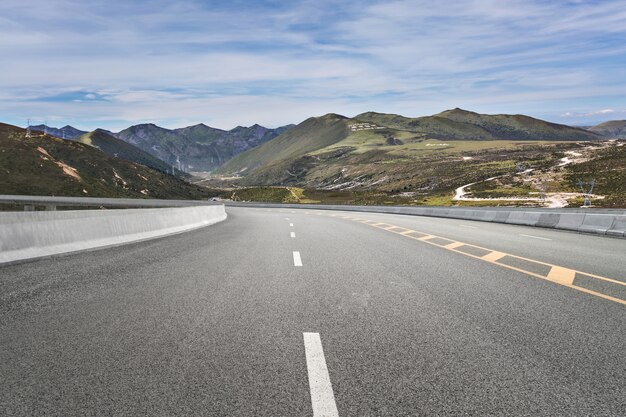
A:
[0, 122, 211, 199]
[589, 120, 626, 139]
[116, 123, 293, 172]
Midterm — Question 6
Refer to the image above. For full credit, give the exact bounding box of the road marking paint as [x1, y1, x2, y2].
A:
[293, 251, 302, 266]
[286, 217, 290, 220]
[482, 251, 507, 262]
[303, 333, 339, 417]
[520, 234, 552, 241]
[460, 225, 478, 229]
[290, 223, 294, 227]
[547, 266, 576, 285]
[445, 241, 465, 249]
[328, 216, 625, 305]
[291, 232, 296, 238]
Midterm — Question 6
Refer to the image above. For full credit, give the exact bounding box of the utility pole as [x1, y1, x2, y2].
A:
[577, 179, 596, 207]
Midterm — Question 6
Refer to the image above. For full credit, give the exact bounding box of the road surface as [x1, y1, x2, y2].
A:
[1, 207, 625, 416]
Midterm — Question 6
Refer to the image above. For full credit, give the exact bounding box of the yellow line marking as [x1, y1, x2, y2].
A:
[385, 226, 406, 231]
[329, 216, 625, 306]
[482, 251, 507, 262]
[445, 242, 465, 250]
[546, 266, 576, 285]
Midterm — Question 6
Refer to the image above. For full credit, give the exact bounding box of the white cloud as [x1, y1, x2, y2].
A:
[1, 0, 626, 129]
[562, 109, 616, 118]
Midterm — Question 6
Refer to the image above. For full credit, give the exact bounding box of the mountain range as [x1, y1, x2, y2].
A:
[0, 123, 211, 199]
[34, 122, 294, 172]
[115, 123, 293, 172]
[14, 109, 625, 201]
[217, 108, 602, 185]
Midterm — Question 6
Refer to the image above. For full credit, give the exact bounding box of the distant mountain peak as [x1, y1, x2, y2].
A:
[437, 107, 477, 117]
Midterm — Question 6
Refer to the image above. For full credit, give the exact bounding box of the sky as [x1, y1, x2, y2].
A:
[1, 0, 626, 131]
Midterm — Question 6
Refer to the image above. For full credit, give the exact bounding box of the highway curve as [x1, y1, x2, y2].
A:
[1, 207, 625, 416]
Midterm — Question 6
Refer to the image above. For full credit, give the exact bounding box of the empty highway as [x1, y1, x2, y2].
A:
[1, 207, 625, 416]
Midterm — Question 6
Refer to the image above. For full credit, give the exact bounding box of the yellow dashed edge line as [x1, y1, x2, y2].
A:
[314, 211, 626, 306]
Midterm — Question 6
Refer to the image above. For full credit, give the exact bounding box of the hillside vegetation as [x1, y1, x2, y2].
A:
[355, 108, 599, 141]
[0, 122, 212, 199]
[217, 114, 350, 175]
[216, 109, 600, 191]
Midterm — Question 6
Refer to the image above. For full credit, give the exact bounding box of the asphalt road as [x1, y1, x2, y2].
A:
[1, 207, 625, 416]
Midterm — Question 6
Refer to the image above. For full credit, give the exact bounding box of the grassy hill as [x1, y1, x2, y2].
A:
[217, 113, 350, 175]
[0, 122, 213, 199]
[589, 120, 626, 139]
[75, 130, 179, 175]
[355, 108, 599, 141]
[216, 109, 601, 187]
[209, 109, 626, 207]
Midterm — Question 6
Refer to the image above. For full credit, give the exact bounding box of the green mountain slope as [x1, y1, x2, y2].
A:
[589, 120, 626, 139]
[0, 122, 211, 199]
[355, 108, 599, 141]
[217, 114, 350, 175]
[75, 130, 177, 175]
[214, 109, 608, 197]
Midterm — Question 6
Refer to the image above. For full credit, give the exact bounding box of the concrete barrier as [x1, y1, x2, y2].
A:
[577, 213, 618, 235]
[506, 212, 543, 226]
[0, 205, 227, 266]
[227, 202, 626, 238]
[607, 216, 626, 237]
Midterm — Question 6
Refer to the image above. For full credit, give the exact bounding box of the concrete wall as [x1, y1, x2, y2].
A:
[0, 205, 227, 265]
[227, 202, 626, 238]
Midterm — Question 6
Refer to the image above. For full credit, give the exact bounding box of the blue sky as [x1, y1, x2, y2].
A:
[1, 0, 625, 131]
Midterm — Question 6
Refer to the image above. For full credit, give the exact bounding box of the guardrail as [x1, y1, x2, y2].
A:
[0, 195, 226, 266]
[0, 194, 217, 211]
[226, 202, 626, 238]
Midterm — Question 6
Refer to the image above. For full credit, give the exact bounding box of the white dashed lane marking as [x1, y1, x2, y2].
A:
[293, 251, 302, 266]
[303, 333, 339, 417]
[520, 234, 552, 241]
